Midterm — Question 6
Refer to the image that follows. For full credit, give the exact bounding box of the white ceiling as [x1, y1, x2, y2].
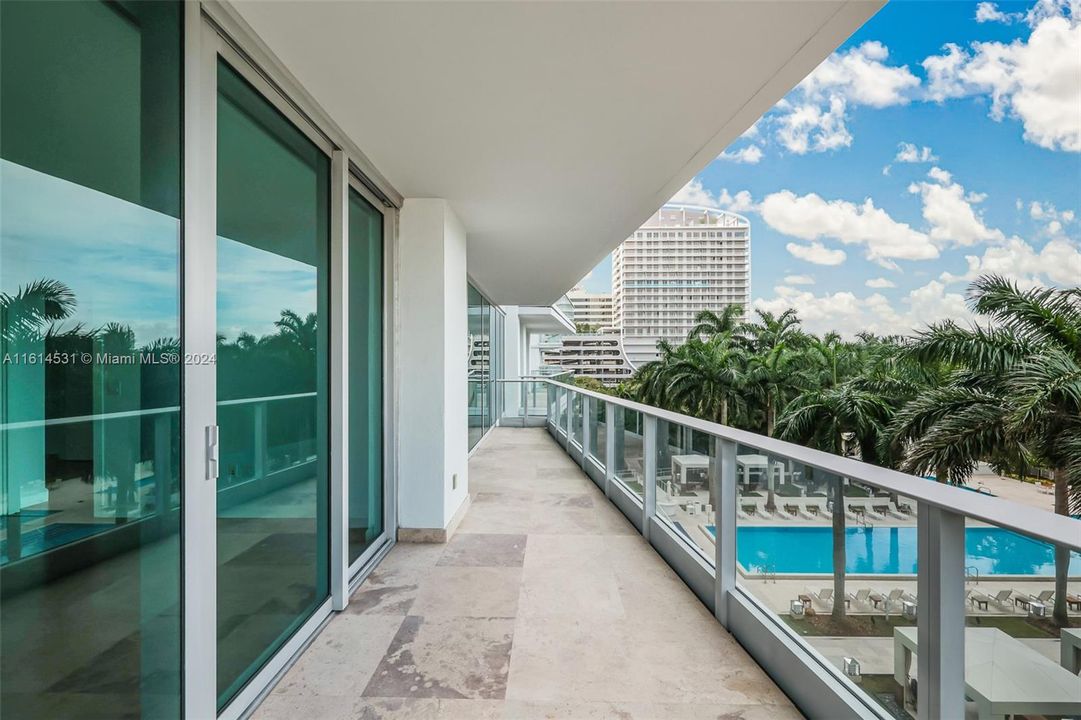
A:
[229, 1, 882, 305]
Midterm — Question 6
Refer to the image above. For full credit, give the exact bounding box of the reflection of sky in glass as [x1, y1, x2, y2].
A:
[216, 238, 316, 341]
[0, 160, 179, 344]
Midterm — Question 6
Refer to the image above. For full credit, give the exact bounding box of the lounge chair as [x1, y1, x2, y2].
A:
[882, 502, 908, 520]
[895, 499, 915, 515]
[969, 590, 991, 611]
[869, 588, 907, 613]
[778, 503, 800, 520]
[1066, 593, 1081, 612]
[866, 503, 889, 521]
[845, 588, 871, 608]
[1032, 590, 1054, 603]
[1012, 592, 1046, 612]
[798, 504, 820, 521]
[738, 504, 754, 521]
[806, 587, 834, 609]
[988, 589, 1014, 610]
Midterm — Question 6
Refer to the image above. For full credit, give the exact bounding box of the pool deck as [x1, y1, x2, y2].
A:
[252, 427, 801, 720]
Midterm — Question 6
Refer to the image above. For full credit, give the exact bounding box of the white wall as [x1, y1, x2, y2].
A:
[441, 206, 469, 527]
[397, 198, 469, 532]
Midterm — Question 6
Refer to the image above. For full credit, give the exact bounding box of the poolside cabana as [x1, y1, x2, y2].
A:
[893, 627, 1081, 719]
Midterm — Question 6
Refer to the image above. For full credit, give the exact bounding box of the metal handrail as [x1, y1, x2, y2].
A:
[544, 378, 1080, 550]
[0, 391, 317, 431]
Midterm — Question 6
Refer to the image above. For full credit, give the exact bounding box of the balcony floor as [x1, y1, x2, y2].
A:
[253, 427, 800, 719]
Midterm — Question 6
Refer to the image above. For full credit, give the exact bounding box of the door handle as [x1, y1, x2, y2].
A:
[206, 424, 219, 480]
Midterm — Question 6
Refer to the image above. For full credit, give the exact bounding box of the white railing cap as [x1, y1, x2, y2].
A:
[546, 379, 1081, 550]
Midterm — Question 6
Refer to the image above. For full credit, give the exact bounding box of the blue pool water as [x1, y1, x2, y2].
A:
[704, 526, 1081, 576]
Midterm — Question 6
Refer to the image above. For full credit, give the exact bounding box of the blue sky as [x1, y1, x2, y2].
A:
[580, 0, 1080, 337]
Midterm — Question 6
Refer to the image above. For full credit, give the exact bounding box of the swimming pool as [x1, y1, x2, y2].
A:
[704, 525, 1081, 576]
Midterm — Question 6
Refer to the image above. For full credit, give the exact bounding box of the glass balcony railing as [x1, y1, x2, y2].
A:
[497, 378, 1081, 720]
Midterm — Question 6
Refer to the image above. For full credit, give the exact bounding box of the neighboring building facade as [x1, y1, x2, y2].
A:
[613, 203, 750, 367]
[539, 333, 634, 385]
[567, 287, 615, 332]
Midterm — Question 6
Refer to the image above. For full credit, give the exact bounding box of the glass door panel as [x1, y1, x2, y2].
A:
[0, 1, 183, 718]
[347, 187, 384, 564]
[215, 59, 330, 708]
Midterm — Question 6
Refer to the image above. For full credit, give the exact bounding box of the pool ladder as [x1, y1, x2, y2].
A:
[965, 565, 980, 584]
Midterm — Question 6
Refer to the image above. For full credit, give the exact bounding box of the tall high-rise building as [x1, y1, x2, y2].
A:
[612, 203, 750, 367]
[566, 287, 615, 332]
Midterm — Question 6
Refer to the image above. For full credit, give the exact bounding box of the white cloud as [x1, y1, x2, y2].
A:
[772, 41, 919, 154]
[976, 2, 1023, 24]
[774, 96, 852, 154]
[753, 280, 970, 338]
[895, 142, 938, 163]
[1029, 200, 1076, 236]
[907, 167, 1005, 247]
[670, 178, 720, 208]
[718, 189, 756, 214]
[941, 236, 1081, 286]
[718, 144, 764, 164]
[785, 241, 847, 266]
[922, 8, 1081, 152]
[799, 41, 922, 108]
[866, 277, 897, 288]
[783, 274, 816, 285]
[759, 190, 938, 262]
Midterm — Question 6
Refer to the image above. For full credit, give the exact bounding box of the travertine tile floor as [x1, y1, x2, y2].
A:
[253, 427, 801, 720]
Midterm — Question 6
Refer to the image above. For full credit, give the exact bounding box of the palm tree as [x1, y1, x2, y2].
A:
[689, 304, 745, 340]
[665, 336, 746, 426]
[889, 275, 1081, 626]
[777, 382, 894, 619]
[0, 278, 76, 343]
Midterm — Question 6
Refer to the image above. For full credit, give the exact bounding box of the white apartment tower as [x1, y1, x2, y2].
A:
[566, 287, 615, 332]
[613, 203, 750, 367]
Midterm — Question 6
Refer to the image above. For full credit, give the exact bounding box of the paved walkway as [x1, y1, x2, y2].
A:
[253, 427, 800, 719]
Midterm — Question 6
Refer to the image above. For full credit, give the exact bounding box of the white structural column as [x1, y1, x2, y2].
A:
[398, 198, 469, 539]
[714, 438, 737, 627]
[642, 415, 657, 541]
[917, 503, 966, 720]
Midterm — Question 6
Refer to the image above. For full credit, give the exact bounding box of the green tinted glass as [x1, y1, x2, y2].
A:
[347, 188, 384, 563]
[215, 59, 330, 707]
[1, 1, 182, 718]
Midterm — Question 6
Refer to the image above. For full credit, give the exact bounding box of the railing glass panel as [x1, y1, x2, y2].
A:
[545, 381, 1081, 719]
[586, 397, 605, 470]
[611, 407, 644, 498]
[570, 392, 583, 447]
[653, 419, 714, 562]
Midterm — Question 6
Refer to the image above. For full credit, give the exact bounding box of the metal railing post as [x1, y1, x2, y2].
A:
[916, 503, 965, 720]
[643, 415, 657, 541]
[153, 412, 172, 518]
[605, 402, 616, 499]
[520, 381, 527, 427]
[253, 400, 267, 481]
[581, 396, 591, 468]
[715, 438, 737, 627]
[564, 388, 572, 444]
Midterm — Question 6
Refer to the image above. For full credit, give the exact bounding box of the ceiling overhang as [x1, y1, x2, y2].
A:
[228, 1, 883, 305]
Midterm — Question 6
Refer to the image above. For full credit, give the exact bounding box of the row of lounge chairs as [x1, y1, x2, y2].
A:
[803, 586, 915, 613]
[801, 587, 1081, 615]
[967, 588, 1081, 612]
[738, 497, 915, 522]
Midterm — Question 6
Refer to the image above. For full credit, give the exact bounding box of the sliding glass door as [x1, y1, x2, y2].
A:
[347, 188, 386, 566]
[0, 1, 183, 718]
[214, 58, 330, 708]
